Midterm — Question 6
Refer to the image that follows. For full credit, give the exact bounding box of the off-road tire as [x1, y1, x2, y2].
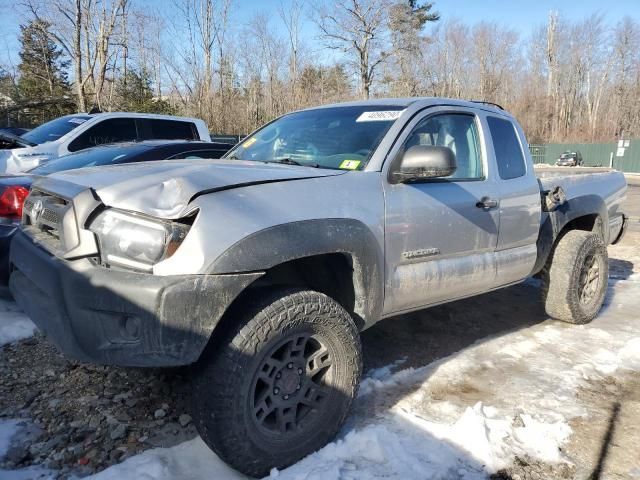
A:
[541, 230, 608, 324]
[190, 288, 362, 477]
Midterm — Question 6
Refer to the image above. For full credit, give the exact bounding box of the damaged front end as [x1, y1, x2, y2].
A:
[9, 178, 261, 366]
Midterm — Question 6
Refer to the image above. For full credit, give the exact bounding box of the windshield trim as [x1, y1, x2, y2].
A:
[223, 105, 405, 171]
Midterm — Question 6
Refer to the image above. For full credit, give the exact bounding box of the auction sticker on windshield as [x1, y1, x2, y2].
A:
[356, 110, 404, 122]
[242, 137, 257, 148]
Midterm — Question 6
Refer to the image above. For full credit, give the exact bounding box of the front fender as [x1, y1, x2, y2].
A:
[208, 218, 384, 325]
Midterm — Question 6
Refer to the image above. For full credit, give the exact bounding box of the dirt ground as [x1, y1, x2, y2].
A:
[1, 183, 639, 479]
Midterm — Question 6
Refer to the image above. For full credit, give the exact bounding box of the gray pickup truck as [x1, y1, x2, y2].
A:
[9, 98, 627, 476]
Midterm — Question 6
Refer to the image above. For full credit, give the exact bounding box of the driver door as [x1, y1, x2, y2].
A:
[383, 109, 500, 314]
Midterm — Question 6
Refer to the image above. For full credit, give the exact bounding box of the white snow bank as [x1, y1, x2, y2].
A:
[270, 404, 571, 480]
[0, 299, 36, 346]
[88, 437, 245, 480]
[270, 421, 486, 480]
[0, 466, 55, 479]
[0, 420, 20, 457]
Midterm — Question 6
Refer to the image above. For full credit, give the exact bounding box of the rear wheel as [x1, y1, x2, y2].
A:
[191, 288, 361, 477]
[541, 230, 608, 324]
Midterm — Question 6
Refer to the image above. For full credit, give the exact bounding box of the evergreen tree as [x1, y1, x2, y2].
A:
[387, 1, 439, 96]
[114, 68, 175, 114]
[17, 19, 74, 123]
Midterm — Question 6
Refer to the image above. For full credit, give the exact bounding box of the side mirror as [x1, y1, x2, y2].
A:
[390, 145, 457, 183]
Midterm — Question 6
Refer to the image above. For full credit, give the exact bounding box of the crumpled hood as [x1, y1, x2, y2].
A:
[48, 159, 346, 217]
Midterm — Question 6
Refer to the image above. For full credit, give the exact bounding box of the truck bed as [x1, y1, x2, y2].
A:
[534, 165, 617, 176]
[534, 164, 627, 245]
[534, 165, 626, 198]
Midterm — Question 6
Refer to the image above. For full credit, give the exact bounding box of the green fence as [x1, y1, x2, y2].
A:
[529, 140, 640, 173]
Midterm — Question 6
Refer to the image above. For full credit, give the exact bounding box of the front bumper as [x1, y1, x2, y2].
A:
[9, 230, 262, 367]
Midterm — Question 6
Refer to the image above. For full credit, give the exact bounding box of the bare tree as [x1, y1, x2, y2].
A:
[314, 0, 391, 98]
[278, 0, 304, 109]
[545, 11, 559, 140]
[470, 22, 519, 103]
[422, 20, 471, 98]
[10, 2, 640, 143]
[23, 0, 130, 111]
[611, 17, 640, 138]
[91, 0, 130, 109]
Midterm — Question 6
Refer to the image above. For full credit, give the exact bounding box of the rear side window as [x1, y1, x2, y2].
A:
[139, 119, 198, 141]
[487, 116, 526, 180]
[67, 118, 137, 152]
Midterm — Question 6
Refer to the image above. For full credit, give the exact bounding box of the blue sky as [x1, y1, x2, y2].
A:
[1, 0, 638, 68]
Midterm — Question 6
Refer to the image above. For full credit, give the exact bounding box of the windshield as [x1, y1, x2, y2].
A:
[560, 153, 575, 159]
[28, 144, 148, 175]
[225, 106, 405, 170]
[21, 115, 92, 145]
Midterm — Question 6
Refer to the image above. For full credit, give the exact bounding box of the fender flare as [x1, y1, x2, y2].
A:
[208, 218, 384, 325]
[533, 194, 608, 275]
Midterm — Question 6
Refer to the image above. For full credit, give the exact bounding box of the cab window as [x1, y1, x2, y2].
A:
[68, 118, 137, 152]
[403, 113, 483, 180]
[487, 116, 526, 180]
[138, 119, 198, 141]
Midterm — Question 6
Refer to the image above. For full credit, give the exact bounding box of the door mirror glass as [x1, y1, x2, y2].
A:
[391, 145, 457, 183]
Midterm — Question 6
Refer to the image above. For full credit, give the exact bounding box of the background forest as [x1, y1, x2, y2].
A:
[0, 0, 638, 143]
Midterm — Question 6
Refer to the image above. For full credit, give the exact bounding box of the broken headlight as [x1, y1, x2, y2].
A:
[89, 209, 190, 272]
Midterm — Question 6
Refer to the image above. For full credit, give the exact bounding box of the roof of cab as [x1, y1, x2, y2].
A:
[308, 97, 511, 117]
[67, 111, 206, 123]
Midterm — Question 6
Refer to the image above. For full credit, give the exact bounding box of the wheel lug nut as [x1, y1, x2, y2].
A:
[297, 368, 303, 375]
[273, 388, 279, 394]
[276, 373, 281, 379]
[287, 363, 293, 369]
[296, 384, 301, 390]
[283, 395, 289, 400]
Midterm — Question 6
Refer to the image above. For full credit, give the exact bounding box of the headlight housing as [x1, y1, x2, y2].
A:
[89, 209, 191, 272]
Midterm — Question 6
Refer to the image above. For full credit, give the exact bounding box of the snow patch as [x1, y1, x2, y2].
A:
[0, 466, 55, 479]
[512, 414, 571, 463]
[87, 437, 245, 480]
[0, 299, 36, 346]
[0, 420, 55, 479]
[0, 419, 20, 457]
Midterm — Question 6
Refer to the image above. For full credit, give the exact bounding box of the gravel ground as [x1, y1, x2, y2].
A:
[0, 338, 196, 477]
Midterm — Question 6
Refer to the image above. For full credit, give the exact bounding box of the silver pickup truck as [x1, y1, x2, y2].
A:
[8, 98, 627, 476]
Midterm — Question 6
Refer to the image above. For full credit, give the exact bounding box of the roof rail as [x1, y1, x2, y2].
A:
[470, 100, 504, 111]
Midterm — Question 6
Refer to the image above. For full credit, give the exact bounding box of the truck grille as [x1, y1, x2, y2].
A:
[22, 191, 70, 253]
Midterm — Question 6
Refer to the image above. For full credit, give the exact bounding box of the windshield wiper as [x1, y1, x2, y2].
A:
[270, 157, 319, 168]
[0, 132, 36, 147]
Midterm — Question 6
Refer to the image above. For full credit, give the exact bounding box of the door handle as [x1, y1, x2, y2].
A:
[476, 197, 498, 209]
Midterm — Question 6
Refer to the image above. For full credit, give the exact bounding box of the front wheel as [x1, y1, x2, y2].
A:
[541, 230, 609, 324]
[191, 288, 362, 477]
